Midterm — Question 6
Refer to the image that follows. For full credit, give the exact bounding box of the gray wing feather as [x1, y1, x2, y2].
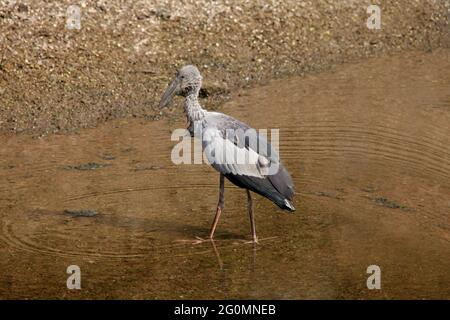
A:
[203, 112, 295, 200]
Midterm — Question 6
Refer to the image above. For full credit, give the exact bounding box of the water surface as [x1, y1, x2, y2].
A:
[0, 50, 449, 299]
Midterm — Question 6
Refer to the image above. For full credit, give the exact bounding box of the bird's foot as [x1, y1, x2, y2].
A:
[242, 236, 279, 244]
[244, 237, 259, 244]
[174, 236, 208, 245]
[195, 236, 208, 242]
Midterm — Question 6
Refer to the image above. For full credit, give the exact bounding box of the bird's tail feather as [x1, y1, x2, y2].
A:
[281, 199, 296, 212]
[224, 174, 295, 213]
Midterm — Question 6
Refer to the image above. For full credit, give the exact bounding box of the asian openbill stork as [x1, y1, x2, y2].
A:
[159, 65, 295, 243]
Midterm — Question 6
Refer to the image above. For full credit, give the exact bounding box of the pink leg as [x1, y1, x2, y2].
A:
[247, 189, 258, 243]
[209, 174, 225, 239]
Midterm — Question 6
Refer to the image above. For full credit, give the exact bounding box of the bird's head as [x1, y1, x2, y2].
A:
[159, 65, 202, 108]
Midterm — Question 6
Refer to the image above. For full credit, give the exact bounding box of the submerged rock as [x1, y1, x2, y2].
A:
[63, 162, 108, 170]
[64, 209, 98, 217]
[373, 197, 409, 211]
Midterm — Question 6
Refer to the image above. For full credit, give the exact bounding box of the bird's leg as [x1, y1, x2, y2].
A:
[247, 189, 258, 243]
[209, 174, 225, 240]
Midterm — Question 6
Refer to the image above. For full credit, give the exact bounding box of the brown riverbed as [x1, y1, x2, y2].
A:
[0, 49, 449, 299]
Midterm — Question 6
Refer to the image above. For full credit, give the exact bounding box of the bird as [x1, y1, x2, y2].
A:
[159, 65, 295, 243]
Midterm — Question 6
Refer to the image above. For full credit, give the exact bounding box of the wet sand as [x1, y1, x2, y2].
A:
[0, 49, 449, 299]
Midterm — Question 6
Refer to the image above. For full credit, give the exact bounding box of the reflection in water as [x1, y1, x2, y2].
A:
[210, 240, 224, 270]
[0, 50, 450, 299]
[209, 238, 262, 271]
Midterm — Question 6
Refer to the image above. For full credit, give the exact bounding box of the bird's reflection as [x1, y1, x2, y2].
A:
[208, 238, 267, 270]
[209, 240, 224, 269]
[175, 236, 276, 271]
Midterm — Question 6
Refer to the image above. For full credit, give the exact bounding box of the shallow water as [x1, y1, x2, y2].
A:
[0, 50, 449, 299]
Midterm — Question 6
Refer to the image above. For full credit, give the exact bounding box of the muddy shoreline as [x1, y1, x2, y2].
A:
[1, 0, 450, 135]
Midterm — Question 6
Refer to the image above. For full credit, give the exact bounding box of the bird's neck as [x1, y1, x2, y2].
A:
[184, 91, 206, 123]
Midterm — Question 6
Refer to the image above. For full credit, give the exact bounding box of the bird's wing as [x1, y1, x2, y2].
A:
[203, 112, 295, 200]
[203, 112, 279, 178]
[205, 112, 279, 161]
[203, 127, 270, 178]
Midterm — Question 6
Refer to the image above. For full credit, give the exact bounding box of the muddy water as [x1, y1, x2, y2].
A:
[1, 50, 449, 299]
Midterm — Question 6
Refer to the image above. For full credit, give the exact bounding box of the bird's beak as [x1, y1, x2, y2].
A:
[159, 77, 181, 108]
